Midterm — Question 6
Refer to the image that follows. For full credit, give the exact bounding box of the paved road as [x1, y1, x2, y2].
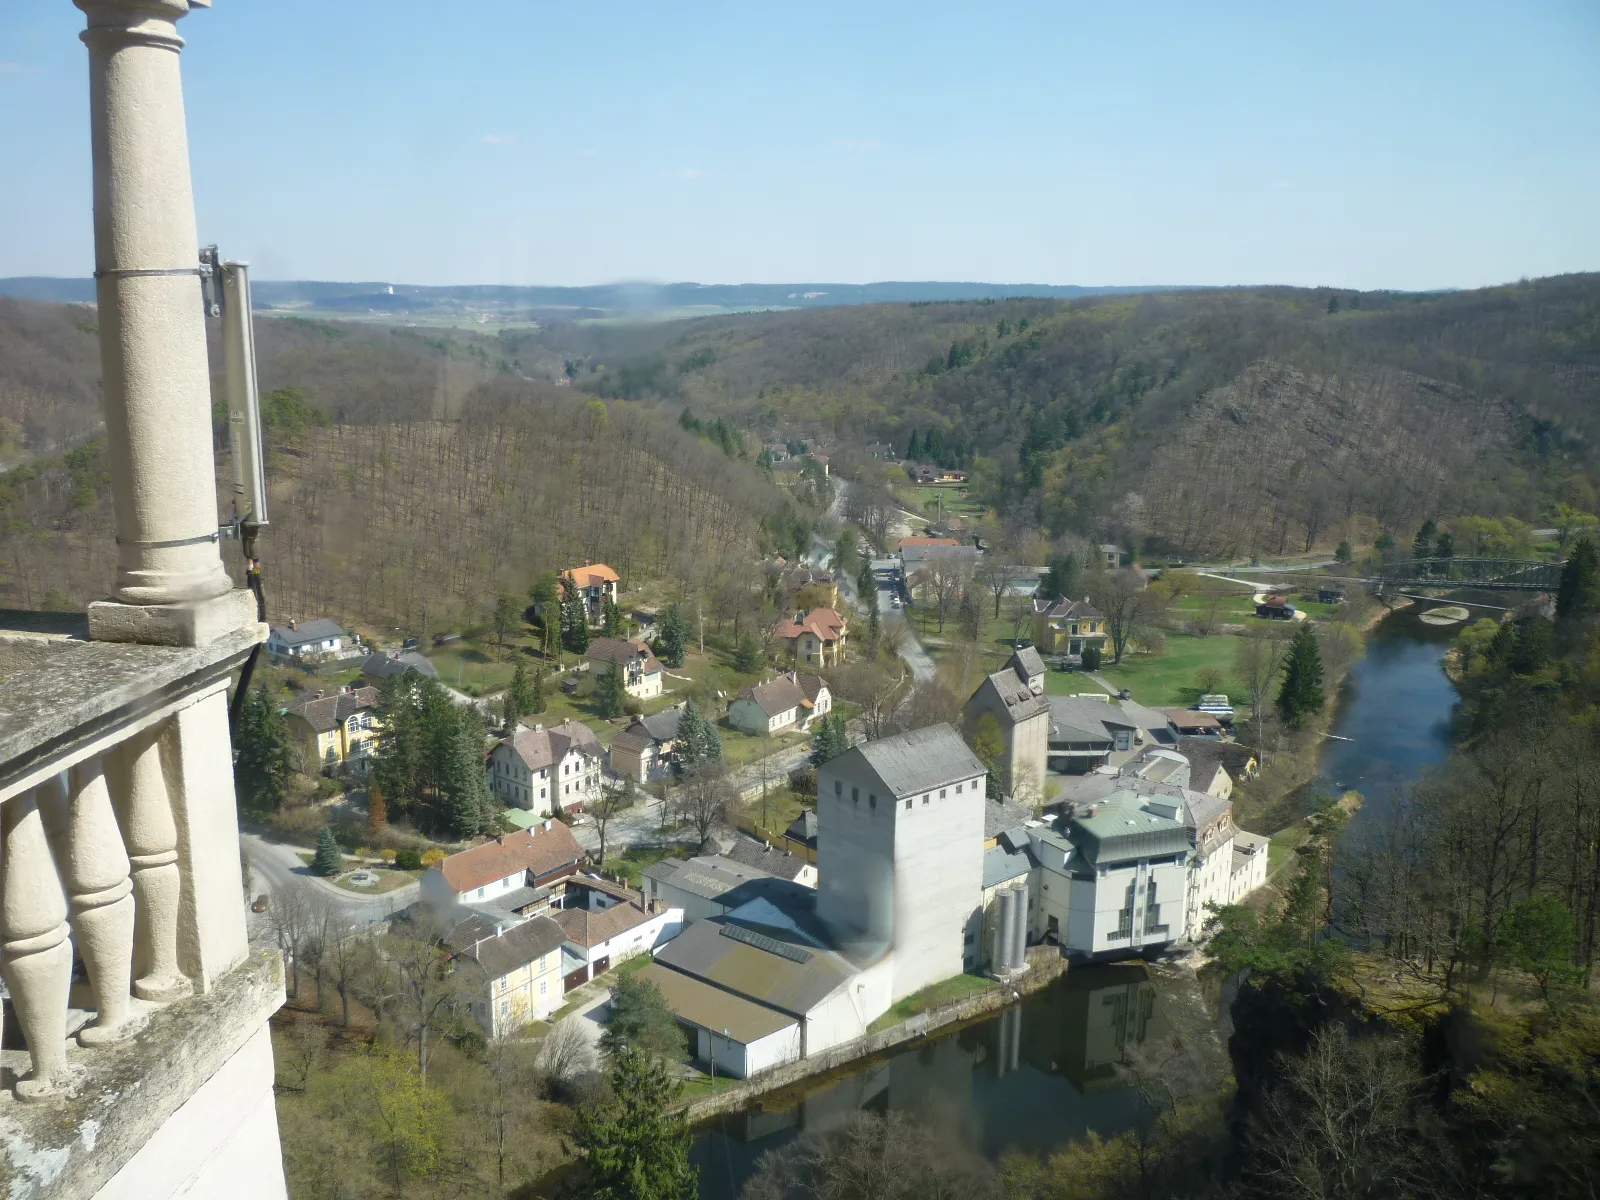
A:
[876, 585, 934, 683]
[242, 832, 419, 940]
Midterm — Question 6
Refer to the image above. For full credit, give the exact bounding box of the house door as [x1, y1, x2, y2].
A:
[592, 956, 610, 977]
[563, 965, 589, 993]
[1069, 639, 1081, 654]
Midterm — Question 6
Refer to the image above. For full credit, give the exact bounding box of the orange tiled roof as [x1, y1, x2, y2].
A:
[775, 608, 846, 643]
[564, 564, 620, 587]
[435, 825, 584, 894]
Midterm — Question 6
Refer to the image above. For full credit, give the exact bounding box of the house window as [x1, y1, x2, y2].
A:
[835, 780, 842, 796]
[540, 980, 548, 996]
[869, 793, 877, 809]
[500, 1000, 510, 1018]
[923, 795, 930, 805]
[852, 787, 859, 803]
[904, 799, 912, 811]
[1145, 880, 1166, 934]
[476, 887, 485, 899]
[955, 782, 962, 793]
[1111, 881, 1135, 939]
[940, 788, 947, 799]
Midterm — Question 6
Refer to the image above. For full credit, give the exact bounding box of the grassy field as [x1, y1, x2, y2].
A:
[1094, 632, 1246, 709]
[599, 844, 681, 888]
[738, 785, 810, 839]
[866, 972, 997, 1034]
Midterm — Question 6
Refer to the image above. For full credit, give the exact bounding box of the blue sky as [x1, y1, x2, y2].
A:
[2, 1, 1596, 289]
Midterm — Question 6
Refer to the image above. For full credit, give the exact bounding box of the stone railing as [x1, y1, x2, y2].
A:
[0, 611, 281, 1198]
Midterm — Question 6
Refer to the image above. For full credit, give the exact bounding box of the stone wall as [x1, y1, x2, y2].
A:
[678, 946, 1066, 1122]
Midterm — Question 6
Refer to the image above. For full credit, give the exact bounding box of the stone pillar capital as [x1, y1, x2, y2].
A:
[75, 0, 199, 51]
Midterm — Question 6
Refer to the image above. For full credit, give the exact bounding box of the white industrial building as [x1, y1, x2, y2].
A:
[816, 724, 989, 999]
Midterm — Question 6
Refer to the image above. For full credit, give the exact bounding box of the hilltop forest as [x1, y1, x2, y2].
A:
[3, 275, 1599, 619]
[0, 304, 785, 625]
[510, 274, 1600, 558]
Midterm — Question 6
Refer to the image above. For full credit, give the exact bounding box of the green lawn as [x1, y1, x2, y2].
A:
[680, 1071, 744, 1099]
[1268, 822, 1313, 875]
[720, 722, 811, 768]
[600, 844, 681, 888]
[867, 972, 997, 1034]
[738, 786, 810, 839]
[1094, 632, 1246, 710]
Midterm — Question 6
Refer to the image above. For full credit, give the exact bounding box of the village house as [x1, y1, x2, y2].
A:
[421, 823, 586, 909]
[459, 915, 569, 1034]
[641, 855, 805, 924]
[487, 719, 604, 815]
[360, 648, 438, 684]
[266, 617, 344, 662]
[1100, 544, 1127, 569]
[908, 463, 968, 484]
[780, 563, 839, 608]
[1047, 694, 1180, 774]
[608, 705, 684, 782]
[775, 608, 849, 667]
[563, 562, 621, 619]
[719, 833, 818, 887]
[1032, 596, 1109, 658]
[729, 672, 831, 735]
[553, 881, 682, 991]
[282, 684, 381, 774]
[585, 636, 665, 699]
[961, 647, 1051, 803]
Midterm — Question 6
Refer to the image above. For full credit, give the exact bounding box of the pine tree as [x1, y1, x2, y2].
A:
[530, 668, 547, 714]
[1435, 531, 1456, 560]
[233, 683, 294, 816]
[857, 559, 876, 606]
[312, 828, 343, 877]
[572, 1045, 698, 1200]
[562, 579, 591, 653]
[442, 706, 493, 838]
[507, 659, 530, 723]
[595, 665, 627, 719]
[1334, 539, 1353, 566]
[733, 634, 763, 674]
[867, 599, 881, 658]
[659, 602, 687, 668]
[675, 701, 722, 771]
[1276, 623, 1326, 729]
[1557, 536, 1599, 619]
[1411, 518, 1437, 563]
[906, 429, 921, 460]
[602, 598, 624, 638]
[810, 714, 847, 766]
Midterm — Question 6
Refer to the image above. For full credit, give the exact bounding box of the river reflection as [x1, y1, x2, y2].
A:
[1317, 600, 1463, 808]
[692, 965, 1160, 1200]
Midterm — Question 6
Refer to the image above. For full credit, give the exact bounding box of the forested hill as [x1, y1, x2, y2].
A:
[0, 302, 785, 624]
[518, 275, 1600, 558]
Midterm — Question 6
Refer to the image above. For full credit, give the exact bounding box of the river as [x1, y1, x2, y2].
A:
[691, 599, 1467, 1198]
[691, 965, 1164, 1199]
[1316, 597, 1469, 817]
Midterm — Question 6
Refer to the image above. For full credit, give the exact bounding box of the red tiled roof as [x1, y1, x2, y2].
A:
[434, 824, 584, 894]
[775, 608, 846, 643]
[564, 564, 620, 587]
[553, 901, 656, 948]
[898, 536, 959, 550]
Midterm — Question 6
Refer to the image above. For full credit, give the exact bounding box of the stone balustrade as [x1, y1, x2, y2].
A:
[0, 611, 280, 1198]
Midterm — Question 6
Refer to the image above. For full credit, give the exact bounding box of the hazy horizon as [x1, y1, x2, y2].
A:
[3, 1, 1597, 290]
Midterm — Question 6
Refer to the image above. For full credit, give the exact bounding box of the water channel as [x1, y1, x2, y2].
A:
[692, 598, 1469, 1198]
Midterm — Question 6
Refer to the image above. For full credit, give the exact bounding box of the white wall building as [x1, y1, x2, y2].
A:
[487, 719, 604, 815]
[816, 724, 988, 1000]
[266, 617, 343, 661]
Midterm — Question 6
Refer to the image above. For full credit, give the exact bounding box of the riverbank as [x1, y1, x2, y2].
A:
[677, 946, 1068, 1122]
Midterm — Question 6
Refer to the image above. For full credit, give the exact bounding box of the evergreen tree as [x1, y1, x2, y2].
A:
[530, 668, 547, 714]
[602, 598, 624, 638]
[810, 714, 844, 767]
[233, 683, 294, 816]
[572, 1045, 698, 1200]
[1327, 293, 1340, 314]
[857, 559, 876, 606]
[599, 975, 686, 1063]
[1080, 643, 1102, 672]
[957, 587, 982, 643]
[562, 578, 591, 653]
[1435, 531, 1456, 560]
[866, 597, 882, 658]
[507, 659, 531, 721]
[1411, 518, 1437, 563]
[675, 701, 722, 771]
[312, 827, 343, 877]
[658, 602, 688, 668]
[906, 429, 921, 460]
[1556, 535, 1599, 619]
[595, 665, 627, 719]
[1334, 539, 1354, 567]
[441, 706, 493, 838]
[732, 634, 764, 674]
[1039, 555, 1082, 602]
[1276, 623, 1326, 729]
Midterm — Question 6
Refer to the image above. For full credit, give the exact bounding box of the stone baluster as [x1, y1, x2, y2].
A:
[40, 759, 140, 1046]
[108, 724, 190, 1001]
[1, 785, 76, 1101]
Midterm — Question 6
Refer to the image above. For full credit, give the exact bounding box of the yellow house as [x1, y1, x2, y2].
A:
[283, 684, 383, 774]
[456, 915, 569, 1037]
[1031, 596, 1108, 657]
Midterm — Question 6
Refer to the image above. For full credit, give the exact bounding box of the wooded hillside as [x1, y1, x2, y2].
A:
[519, 275, 1600, 556]
[0, 303, 782, 623]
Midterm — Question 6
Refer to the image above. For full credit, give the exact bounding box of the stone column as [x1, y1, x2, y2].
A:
[76, 0, 236, 623]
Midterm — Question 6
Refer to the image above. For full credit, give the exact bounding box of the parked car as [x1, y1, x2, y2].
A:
[401, 636, 421, 650]
[251, 894, 269, 913]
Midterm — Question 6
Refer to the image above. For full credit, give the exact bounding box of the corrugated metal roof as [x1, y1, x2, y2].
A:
[842, 723, 985, 798]
[652, 916, 853, 1016]
[641, 962, 797, 1044]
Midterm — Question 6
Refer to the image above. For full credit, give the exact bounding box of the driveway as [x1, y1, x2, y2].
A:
[242, 832, 419, 940]
[877, 586, 934, 683]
